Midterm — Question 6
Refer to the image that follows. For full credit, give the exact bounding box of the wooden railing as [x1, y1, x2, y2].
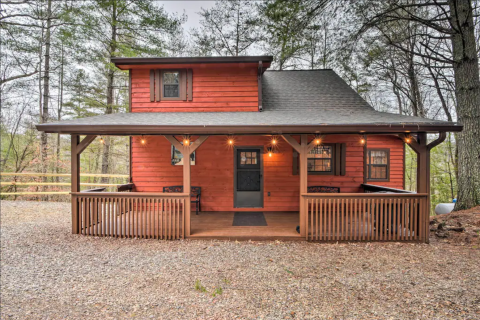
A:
[302, 193, 429, 243]
[71, 192, 189, 240]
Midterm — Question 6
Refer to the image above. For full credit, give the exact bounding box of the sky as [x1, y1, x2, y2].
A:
[159, 1, 216, 31]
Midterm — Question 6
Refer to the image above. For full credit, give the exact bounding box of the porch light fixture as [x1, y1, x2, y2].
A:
[405, 136, 412, 144]
[183, 135, 190, 146]
[266, 146, 274, 157]
[360, 135, 366, 145]
[140, 136, 146, 145]
[314, 135, 322, 145]
[99, 137, 104, 144]
[227, 135, 235, 146]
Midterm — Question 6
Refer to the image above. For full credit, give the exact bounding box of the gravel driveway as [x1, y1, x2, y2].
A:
[1, 201, 480, 319]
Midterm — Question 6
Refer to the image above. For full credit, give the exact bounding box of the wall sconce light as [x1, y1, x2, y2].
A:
[183, 135, 190, 146]
[266, 147, 274, 157]
[360, 135, 366, 145]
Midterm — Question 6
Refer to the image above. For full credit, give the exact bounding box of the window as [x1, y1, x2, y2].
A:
[240, 151, 258, 165]
[307, 145, 334, 174]
[367, 149, 389, 181]
[163, 71, 179, 98]
[171, 144, 195, 166]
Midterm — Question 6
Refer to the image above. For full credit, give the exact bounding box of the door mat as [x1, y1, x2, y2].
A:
[232, 212, 267, 226]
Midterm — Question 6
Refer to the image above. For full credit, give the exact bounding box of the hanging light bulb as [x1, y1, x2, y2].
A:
[360, 135, 366, 145]
[315, 137, 321, 145]
[228, 139, 234, 145]
[99, 137, 104, 144]
[405, 137, 411, 144]
[183, 136, 190, 146]
[272, 138, 277, 145]
[140, 136, 146, 145]
[268, 151, 273, 157]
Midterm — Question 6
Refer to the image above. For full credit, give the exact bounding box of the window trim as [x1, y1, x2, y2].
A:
[307, 143, 335, 175]
[366, 148, 390, 182]
[161, 69, 185, 101]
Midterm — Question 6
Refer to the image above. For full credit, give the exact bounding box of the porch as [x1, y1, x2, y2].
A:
[72, 184, 428, 242]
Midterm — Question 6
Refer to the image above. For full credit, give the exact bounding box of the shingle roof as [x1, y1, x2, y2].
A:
[37, 70, 461, 135]
[263, 70, 372, 112]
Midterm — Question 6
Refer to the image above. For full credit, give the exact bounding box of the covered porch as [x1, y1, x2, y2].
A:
[64, 132, 440, 243]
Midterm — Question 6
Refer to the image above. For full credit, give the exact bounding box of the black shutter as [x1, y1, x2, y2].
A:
[155, 69, 161, 101]
[149, 69, 155, 102]
[292, 150, 299, 175]
[187, 69, 193, 101]
[340, 143, 346, 176]
[181, 69, 187, 100]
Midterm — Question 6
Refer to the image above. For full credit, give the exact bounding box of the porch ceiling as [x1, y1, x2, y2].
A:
[36, 110, 462, 135]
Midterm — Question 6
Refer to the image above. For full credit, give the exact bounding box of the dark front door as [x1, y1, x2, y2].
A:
[234, 148, 263, 208]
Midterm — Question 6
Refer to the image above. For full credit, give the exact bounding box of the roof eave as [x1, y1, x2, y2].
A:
[111, 56, 274, 67]
[36, 123, 463, 135]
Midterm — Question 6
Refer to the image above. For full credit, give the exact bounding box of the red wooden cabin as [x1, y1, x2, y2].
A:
[37, 56, 462, 242]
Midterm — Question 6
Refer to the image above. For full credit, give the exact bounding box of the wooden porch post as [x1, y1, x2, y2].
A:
[164, 135, 209, 237]
[71, 135, 80, 234]
[282, 134, 316, 238]
[71, 134, 97, 234]
[405, 132, 445, 243]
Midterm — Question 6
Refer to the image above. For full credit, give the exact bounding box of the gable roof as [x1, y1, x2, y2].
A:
[36, 67, 461, 135]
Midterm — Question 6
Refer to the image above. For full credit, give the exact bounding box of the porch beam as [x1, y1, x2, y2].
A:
[76, 135, 97, 155]
[189, 136, 209, 154]
[164, 135, 184, 153]
[71, 134, 80, 234]
[281, 134, 301, 153]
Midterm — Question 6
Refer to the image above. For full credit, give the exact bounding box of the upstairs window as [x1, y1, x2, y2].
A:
[150, 69, 192, 102]
[367, 149, 390, 181]
[163, 71, 180, 98]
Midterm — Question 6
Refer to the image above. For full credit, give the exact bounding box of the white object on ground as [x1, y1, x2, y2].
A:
[435, 203, 455, 215]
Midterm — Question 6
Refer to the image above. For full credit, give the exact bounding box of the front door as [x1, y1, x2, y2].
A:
[234, 148, 263, 208]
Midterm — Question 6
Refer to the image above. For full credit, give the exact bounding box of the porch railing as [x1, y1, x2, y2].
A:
[302, 193, 429, 242]
[71, 192, 189, 240]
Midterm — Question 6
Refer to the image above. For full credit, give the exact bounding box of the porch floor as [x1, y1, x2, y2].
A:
[190, 211, 301, 239]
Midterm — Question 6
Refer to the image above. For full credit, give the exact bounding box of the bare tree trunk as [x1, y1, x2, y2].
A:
[101, 1, 117, 183]
[449, 0, 480, 210]
[56, 44, 64, 182]
[40, 0, 52, 176]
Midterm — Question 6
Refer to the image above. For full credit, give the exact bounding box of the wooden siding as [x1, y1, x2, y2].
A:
[131, 64, 259, 112]
[131, 134, 405, 212]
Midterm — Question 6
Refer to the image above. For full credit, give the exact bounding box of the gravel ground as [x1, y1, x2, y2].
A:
[1, 201, 480, 320]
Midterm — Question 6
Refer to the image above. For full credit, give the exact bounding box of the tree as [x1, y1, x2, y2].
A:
[191, 0, 261, 56]
[79, 0, 183, 182]
[258, 0, 330, 69]
[354, 0, 480, 210]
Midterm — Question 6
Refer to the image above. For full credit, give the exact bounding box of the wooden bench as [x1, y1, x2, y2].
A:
[163, 186, 201, 215]
[308, 186, 340, 193]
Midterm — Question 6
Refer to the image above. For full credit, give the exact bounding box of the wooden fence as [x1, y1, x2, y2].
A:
[302, 193, 429, 243]
[1, 172, 129, 196]
[72, 192, 189, 240]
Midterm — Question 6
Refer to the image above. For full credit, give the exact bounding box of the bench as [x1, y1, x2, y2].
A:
[163, 186, 201, 215]
[307, 186, 340, 193]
